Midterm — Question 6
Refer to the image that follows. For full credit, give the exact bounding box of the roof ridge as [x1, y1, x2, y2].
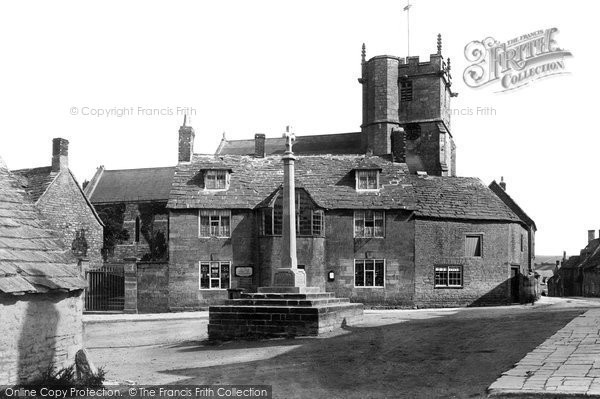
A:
[103, 166, 175, 172]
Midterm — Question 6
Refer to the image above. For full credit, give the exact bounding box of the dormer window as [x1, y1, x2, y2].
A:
[204, 169, 229, 190]
[356, 170, 379, 191]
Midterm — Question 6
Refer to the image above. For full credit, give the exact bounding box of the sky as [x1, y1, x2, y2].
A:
[0, 0, 596, 256]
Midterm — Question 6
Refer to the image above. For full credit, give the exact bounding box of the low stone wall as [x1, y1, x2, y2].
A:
[0, 292, 83, 385]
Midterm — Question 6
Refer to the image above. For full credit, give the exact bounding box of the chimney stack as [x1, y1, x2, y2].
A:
[255, 134, 266, 158]
[499, 176, 506, 191]
[391, 128, 406, 162]
[51, 138, 69, 172]
[588, 230, 596, 243]
[178, 115, 195, 163]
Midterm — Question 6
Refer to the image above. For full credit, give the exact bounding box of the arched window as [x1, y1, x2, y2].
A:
[135, 216, 140, 243]
[261, 189, 323, 237]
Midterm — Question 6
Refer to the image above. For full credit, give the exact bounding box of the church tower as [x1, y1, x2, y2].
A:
[360, 34, 457, 176]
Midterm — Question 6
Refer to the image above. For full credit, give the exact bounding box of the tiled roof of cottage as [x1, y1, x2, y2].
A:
[86, 166, 175, 204]
[560, 255, 582, 270]
[0, 157, 86, 295]
[216, 132, 363, 156]
[169, 154, 415, 210]
[11, 166, 57, 202]
[168, 154, 526, 225]
[410, 175, 523, 223]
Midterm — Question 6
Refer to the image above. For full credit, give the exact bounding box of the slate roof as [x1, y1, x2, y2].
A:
[410, 175, 523, 223]
[0, 157, 86, 295]
[168, 154, 526, 225]
[489, 181, 537, 230]
[86, 166, 175, 204]
[11, 166, 57, 202]
[216, 132, 363, 156]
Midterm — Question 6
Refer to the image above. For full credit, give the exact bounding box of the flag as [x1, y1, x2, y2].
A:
[403, 3, 411, 11]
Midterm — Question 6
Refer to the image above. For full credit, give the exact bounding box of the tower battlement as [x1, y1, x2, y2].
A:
[359, 34, 457, 177]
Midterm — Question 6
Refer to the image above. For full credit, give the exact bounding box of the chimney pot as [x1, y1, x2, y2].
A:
[499, 176, 506, 191]
[255, 133, 266, 158]
[51, 138, 69, 172]
[589, 230, 596, 243]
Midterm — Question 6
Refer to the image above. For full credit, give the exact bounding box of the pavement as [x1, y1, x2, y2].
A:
[489, 304, 600, 397]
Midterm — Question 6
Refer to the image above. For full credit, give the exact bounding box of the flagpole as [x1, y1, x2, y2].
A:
[404, 0, 412, 57]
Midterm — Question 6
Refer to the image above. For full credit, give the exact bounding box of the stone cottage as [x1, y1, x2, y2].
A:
[0, 156, 86, 385]
[84, 165, 173, 262]
[166, 38, 536, 309]
[12, 138, 104, 269]
[550, 231, 600, 297]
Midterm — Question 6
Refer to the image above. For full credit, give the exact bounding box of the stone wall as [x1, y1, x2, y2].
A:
[36, 172, 103, 269]
[414, 219, 530, 307]
[168, 209, 257, 310]
[0, 292, 83, 385]
[324, 210, 415, 307]
[137, 262, 169, 313]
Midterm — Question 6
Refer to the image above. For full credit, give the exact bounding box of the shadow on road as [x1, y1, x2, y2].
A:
[158, 306, 590, 399]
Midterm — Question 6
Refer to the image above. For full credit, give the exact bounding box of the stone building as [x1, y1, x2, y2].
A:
[0, 156, 85, 385]
[84, 165, 173, 262]
[550, 231, 600, 297]
[166, 38, 536, 309]
[12, 138, 104, 269]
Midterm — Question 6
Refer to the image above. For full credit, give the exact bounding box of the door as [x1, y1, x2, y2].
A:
[510, 266, 520, 303]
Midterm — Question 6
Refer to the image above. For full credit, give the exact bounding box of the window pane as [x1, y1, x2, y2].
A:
[221, 216, 230, 236]
[312, 211, 323, 236]
[200, 216, 210, 237]
[274, 206, 283, 235]
[435, 266, 447, 286]
[221, 263, 230, 289]
[354, 212, 364, 237]
[365, 270, 374, 286]
[374, 213, 384, 237]
[448, 266, 462, 286]
[355, 260, 364, 286]
[375, 260, 384, 286]
[367, 170, 378, 189]
[210, 278, 220, 289]
[200, 263, 210, 289]
[263, 209, 273, 235]
[466, 235, 482, 257]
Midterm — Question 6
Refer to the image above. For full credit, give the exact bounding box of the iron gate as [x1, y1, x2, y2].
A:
[85, 264, 125, 311]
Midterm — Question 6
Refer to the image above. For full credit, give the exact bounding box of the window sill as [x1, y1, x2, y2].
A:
[198, 236, 230, 239]
[199, 288, 229, 291]
[354, 286, 385, 288]
[434, 286, 464, 289]
[354, 236, 385, 239]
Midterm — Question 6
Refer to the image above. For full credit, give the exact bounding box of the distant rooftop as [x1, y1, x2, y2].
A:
[216, 132, 363, 156]
[85, 166, 175, 204]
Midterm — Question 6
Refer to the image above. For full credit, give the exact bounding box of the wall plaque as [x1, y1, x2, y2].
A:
[235, 266, 253, 277]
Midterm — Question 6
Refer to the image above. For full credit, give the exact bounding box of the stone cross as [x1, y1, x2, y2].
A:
[267, 125, 306, 290]
[284, 125, 295, 153]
